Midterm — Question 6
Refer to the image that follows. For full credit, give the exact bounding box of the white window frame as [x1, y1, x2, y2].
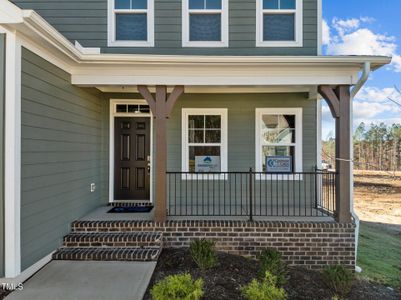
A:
[182, 108, 228, 180]
[256, 0, 303, 47]
[107, 0, 154, 47]
[255, 108, 303, 180]
[182, 0, 229, 47]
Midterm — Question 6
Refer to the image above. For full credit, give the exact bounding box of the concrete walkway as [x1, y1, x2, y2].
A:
[6, 261, 156, 300]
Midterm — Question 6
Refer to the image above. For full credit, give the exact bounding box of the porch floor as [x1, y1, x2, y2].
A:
[80, 206, 334, 222]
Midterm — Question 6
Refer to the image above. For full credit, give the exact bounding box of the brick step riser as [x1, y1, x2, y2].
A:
[52, 248, 162, 262]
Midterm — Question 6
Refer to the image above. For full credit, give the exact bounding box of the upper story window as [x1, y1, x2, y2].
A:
[256, 0, 303, 47]
[108, 0, 154, 47]
[182, 0, 229, 47]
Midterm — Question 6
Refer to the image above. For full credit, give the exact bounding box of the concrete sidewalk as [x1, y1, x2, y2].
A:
[6, 261, 156, 300]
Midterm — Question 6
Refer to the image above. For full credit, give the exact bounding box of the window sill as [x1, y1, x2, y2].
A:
[180, 174, 228, 180]
[256, 40, 303, 48]
[182, 41, 229, 48]
[255, 173, 303, 181]
[108, 40, 154, 47]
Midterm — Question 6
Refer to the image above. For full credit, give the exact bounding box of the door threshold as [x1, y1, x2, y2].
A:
[110, 201, 152, 207]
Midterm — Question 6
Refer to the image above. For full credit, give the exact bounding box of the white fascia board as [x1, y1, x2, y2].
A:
[74, 41, 100, 55]
[0, 0, 24, 24]
[72, 74, 358, 86]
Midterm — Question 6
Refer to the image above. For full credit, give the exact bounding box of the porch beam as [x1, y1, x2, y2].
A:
[138, 85, 185, 222]
[318, 85, 352, 223]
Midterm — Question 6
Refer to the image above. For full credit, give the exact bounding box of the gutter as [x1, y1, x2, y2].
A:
[350, 62, 371, 272]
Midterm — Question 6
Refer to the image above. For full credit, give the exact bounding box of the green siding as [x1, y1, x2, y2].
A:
[11, 0, 318, 56]
[167, 93, 317, 171]
[20, 48, 108, 271]
[0, 34, 5, 277]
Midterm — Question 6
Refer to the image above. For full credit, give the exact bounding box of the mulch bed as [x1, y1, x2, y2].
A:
[144, 248, 401, 300]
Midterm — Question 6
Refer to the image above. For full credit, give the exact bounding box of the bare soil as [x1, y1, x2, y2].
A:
[144, 248, 401, 300]
[354, 170, 401, 233]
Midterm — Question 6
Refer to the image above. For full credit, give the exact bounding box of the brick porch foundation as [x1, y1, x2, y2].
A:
[72, 220, 356, 269]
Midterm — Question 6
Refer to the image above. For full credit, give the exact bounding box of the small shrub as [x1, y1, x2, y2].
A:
[323, 265, 354, 296]
[241, 272, 287, 300]
[258, 248, 287, 286]
[150, 273, 204, 300]
[190, 239, 217, 271]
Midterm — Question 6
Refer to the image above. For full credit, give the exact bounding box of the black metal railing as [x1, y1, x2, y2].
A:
[166, 169, 336, 219]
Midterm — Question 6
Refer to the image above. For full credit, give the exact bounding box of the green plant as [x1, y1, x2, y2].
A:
[323, 265, 354, 296]
[150, 273, 204, 300]
[189, 239, 217, 271]
[241, 272, 287, 300]
[258, 248, 287, 286]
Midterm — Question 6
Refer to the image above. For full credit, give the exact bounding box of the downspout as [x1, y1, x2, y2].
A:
[350, 61, 371, 272]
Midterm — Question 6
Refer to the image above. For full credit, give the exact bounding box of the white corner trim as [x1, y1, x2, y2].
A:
[182, 0, 229, 48]
[1, 252, 54, 283]
[255, 107, 303, 177]
[256, 0, 303, 47]
[74, 41, 100, 55]
[4, 30, 22, 278]
[317, 0, 322, 55]
[181, 108, 228, 179]
[109, 99, 154, 203]
[107, 0, 154, 47]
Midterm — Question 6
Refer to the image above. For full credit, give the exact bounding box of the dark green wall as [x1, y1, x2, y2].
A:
[11, 0, 318, 56]
[167, 93, 317, 172]
[20, 48, 108, 271]
[0, 33, 5, 278]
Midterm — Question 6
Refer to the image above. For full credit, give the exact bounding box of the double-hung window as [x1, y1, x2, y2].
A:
[182, 109, 228, 177]
[256, 0, 303, 47]
[182, 0, 229, 47]
[108, 0, 154, 47]
[255, 108, 302, 177]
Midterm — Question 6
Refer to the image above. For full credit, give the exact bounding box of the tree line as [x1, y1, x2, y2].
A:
[323, 122, 401, 172]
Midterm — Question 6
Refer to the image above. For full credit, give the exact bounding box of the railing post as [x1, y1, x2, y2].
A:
[249, 167, 253, 222]
[314, 166, 318, 209]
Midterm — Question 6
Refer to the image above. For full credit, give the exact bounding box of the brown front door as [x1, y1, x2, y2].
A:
[114, 117, 151, 200]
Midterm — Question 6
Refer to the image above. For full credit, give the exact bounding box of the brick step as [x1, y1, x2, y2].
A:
[63, 232, 163, 248]
[53, 247, 161, 261]
[71, 220, 156, 232]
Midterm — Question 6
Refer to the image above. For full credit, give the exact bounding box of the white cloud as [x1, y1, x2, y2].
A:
[322, 19, 330, 45]
[392, 55, 401, 72]
[355, 86, 398, 102]
[324, 17, 400, 72]
[353, 101, 398, 119]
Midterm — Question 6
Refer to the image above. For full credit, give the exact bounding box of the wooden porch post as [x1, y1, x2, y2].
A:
[138, 85, 184, 222]
[318, 85, 352, 223]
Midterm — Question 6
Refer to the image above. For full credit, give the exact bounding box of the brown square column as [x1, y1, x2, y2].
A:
[318, 85, 352, 223]
[138, 85, 184, 222]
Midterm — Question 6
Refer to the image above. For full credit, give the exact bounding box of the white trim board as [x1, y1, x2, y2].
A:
[1, 252, 54, 283]
[255, 107, 303, 180]
[256, 0, 303, 47]
[4, 29, 22, 278]
[181, 108, 228, 180]
[182, 0, 229, 48]
[107, 0, 154, 47]
[109, 99, 154, 203]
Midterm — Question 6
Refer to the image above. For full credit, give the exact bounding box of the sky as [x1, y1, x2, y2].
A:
[321, 0, 401, 139]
